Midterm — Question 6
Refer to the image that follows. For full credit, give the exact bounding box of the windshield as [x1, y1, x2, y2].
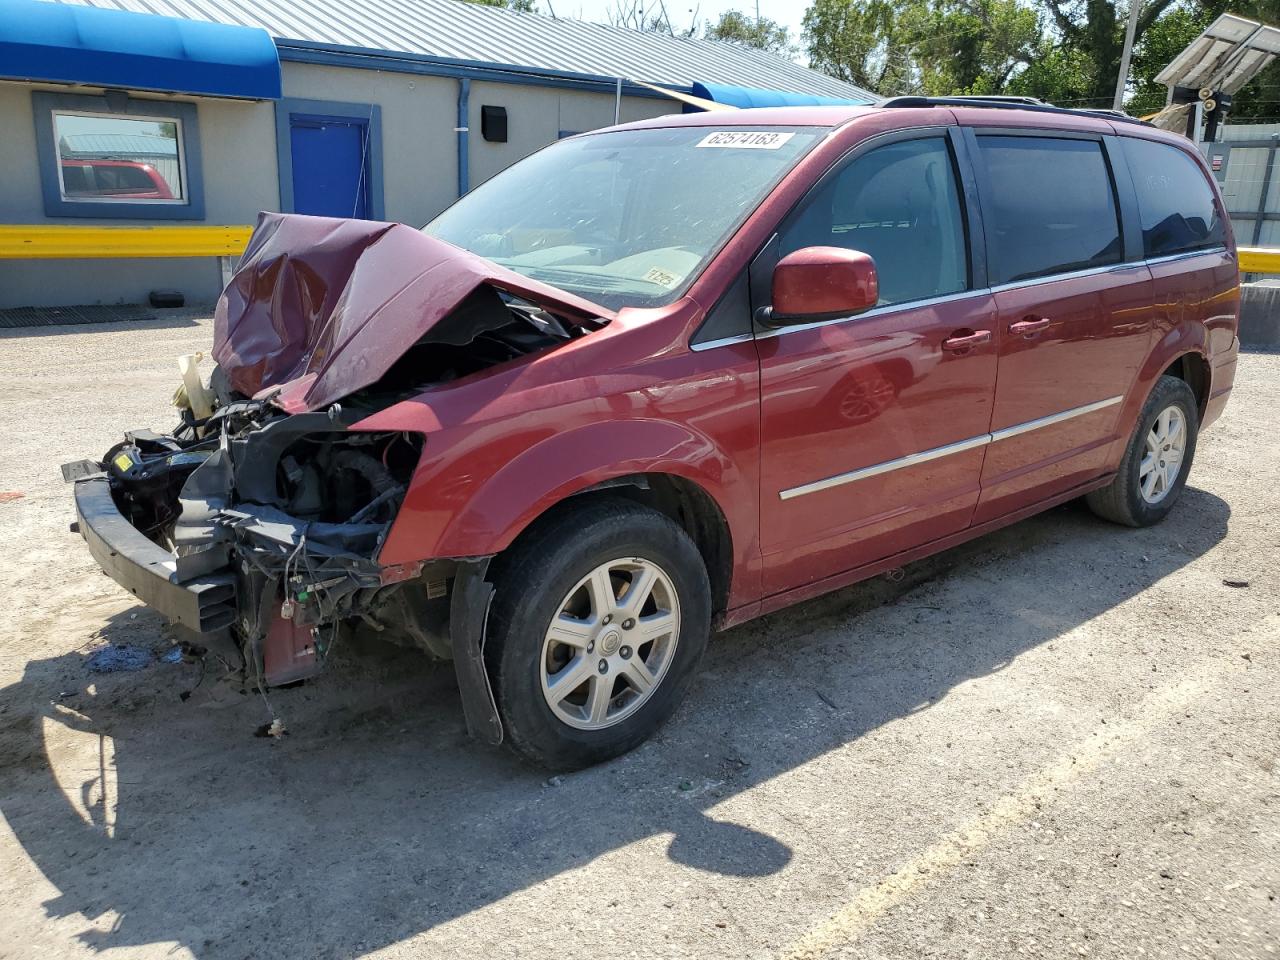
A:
[423, 126, 823, 310]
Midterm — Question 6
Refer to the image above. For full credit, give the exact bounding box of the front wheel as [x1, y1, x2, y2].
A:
[485, 498, 712, 770]
[1086, 374, 1199, 527]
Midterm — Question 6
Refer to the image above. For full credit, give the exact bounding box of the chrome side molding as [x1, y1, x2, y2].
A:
[988, 395, 1123, 442]
[778, 395, 1124, 500]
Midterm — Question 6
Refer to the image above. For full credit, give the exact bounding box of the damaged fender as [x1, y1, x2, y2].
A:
[214, 212, 614, 413]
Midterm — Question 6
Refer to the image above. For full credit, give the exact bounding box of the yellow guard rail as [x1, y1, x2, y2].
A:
[3, 226, 1280, 276]
[0, 225, 252, 259]
[1236, 246, 1280, 275]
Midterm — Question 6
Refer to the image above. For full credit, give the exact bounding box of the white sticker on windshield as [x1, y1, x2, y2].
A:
[643, 267, 681, 288]
[696, 131, 795, 150]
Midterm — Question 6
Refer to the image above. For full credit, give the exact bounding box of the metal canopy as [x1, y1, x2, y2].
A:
[1155, 13, 1280, 94]
[690, 82, 873, 109]
[36, 0, 874, 103]
[0, 0, 281, 100]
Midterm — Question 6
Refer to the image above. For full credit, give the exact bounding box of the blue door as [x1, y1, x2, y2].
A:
[289, 115, 370, 218]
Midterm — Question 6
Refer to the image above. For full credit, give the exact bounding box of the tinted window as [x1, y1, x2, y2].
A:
[1122, 138, 1226, 257]
[779, 137, 968, 305]
[94, 164, 158, 192]
[976, 136, 1121, 284]
[60, 164, 94, 195]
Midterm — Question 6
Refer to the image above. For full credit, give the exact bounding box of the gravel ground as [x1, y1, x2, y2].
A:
[0, 314, 1275, 960]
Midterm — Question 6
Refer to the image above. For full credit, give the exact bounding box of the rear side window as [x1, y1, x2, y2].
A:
[976, 136, 1122, 284]
[779, 137, 968, 306]
[1121, 138, 1226, 257]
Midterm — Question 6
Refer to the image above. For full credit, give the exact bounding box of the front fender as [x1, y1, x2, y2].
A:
[379, 417, 750, 568]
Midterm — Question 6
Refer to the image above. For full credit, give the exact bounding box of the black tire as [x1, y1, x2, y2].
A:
[1086, 375, 1199, 527]
[485, 498, 712, 770]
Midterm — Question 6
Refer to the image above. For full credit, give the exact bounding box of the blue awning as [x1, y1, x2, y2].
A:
[0, 0, 281, 100]
[691, 82, 873, 109]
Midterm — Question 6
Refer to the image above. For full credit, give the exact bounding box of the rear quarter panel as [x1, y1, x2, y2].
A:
[1107, 126, 1239, 444]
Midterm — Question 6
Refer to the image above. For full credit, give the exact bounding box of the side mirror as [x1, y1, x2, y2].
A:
[762, 246, 878, 326]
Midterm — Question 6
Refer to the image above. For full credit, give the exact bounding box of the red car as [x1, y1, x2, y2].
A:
[66, 99, 1239, 769]
[60, 158, 175, 199]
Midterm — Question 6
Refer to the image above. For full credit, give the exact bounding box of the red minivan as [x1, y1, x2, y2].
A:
[67, 99, 1239, 769]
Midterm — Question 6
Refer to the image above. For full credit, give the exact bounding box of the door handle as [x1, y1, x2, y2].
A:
[941, 329, 992, 352]
[1009, 317, 1051, 337]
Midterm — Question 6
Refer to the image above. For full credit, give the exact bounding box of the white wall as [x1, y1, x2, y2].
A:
[0, 68, 682, 309]
[0, 80, 277, 308]
[467, 80, 677, 188]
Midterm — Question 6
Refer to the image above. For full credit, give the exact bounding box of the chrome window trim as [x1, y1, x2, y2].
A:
[690, 332, 755, 353]
[741, 242, 1230, 346]
[755, 287, 988, 341]
[1143, 244, 1228, 266]
[778, 394, 1125, 500]
[988, 260, 1141, 293]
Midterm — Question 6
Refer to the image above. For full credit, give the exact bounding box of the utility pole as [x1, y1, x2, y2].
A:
[1114, 0, 1143, 111]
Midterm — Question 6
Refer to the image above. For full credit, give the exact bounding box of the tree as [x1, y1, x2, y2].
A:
[1033, 0, 1180, 105]
[1126, 4, 1206, 116]
[607, 0, 700, 36]
[464, 0, 537, 11]
[803, 0, 1039, 96]
[804, 0, 1280, 114]
[705, 10, 793, 54]
[803, 0, 926, 94]
[1004, 41, 1094, 102]
[912, 0, 1042, 94]
[1128, 0, 1280, 120]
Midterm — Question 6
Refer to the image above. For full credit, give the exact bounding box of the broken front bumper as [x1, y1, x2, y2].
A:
[73, 477, 236, 633]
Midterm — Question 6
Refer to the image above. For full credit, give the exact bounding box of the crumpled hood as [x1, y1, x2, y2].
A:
[213, 212, 613, 413]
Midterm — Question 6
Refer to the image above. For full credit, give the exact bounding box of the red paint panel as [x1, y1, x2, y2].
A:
[1147, 250, 1240, 432]
[263, 612, 320, 686]
[772, 247, 878, 319]
[359, 303, 767, 611]
[757, 293, 998, 596]
[975, 265, 1154, 524]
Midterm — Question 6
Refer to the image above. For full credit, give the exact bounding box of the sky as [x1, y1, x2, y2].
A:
[547, 0, 810, 61]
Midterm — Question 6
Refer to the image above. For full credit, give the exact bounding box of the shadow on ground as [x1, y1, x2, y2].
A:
[0, 490, 1230, 958]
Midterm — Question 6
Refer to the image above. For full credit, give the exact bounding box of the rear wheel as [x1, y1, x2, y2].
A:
[1086, 375, 1199, 527]
[486, 498, 712, 770]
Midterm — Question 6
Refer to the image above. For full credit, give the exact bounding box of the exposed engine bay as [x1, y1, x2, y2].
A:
[64, 211, 611, 741]
[65, 291, 597, 692]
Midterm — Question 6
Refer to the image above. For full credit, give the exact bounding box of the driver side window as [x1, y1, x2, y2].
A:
[779, 136, 969, 306]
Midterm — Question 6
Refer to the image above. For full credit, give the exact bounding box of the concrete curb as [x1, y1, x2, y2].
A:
[1240, 283, 1280, 348]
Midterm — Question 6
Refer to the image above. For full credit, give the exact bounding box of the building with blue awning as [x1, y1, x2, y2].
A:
[0, 0, 874, 309]
[1, 0, 281, 100]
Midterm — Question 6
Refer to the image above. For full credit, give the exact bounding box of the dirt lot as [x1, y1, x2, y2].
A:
[0, 314, 1276, 960]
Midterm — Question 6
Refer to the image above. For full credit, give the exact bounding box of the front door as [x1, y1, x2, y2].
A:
[289, 115, 371, 219]
[966, 132, 1155, 524]
[757, 131, 998, 597]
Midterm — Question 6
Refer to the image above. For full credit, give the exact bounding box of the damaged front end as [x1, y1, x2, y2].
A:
[66, 396, 434, 689]
[64, 213, 612, 740]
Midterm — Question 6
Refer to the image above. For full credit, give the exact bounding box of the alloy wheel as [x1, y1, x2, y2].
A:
[1139, 405, 1186, 504]
[539, 557, 680, 730]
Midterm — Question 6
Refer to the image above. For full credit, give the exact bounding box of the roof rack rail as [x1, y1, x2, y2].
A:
[943, 94, 1048, 106]
[876, 95, 1151, 127]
